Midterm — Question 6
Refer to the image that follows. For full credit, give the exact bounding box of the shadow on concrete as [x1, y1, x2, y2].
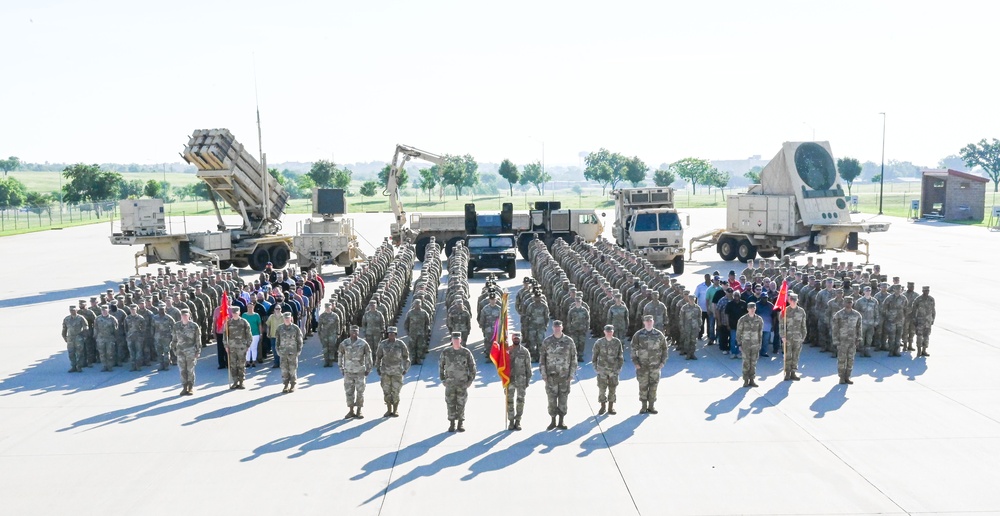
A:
[578, 414, 646, 457]
[738, 380, 791, 420]
[704, 386, 750, 421]
[809, 384, 849, 418]
[352, 432, 453, 481]
[241, 418, 387, 462]
[0, 352, 172, 397]
[0, 280, 120, 308]
[182, 392, 283, 426]
[57, 389, 228, 432]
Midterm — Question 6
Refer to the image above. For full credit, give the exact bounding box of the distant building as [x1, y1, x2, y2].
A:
[919, 169, 988, 221]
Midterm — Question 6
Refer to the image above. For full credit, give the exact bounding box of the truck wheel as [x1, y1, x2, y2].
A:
[757, 250, 775, 259]
[467, 264, 475, 278]
[345, 263, 356, 275]
[415, 237, 431, 262]
[507, 261, 517, 279]
[218, 260, 233, 270]
[737, 240, 757, 263]
[672, 256, 685, 274]
[232, 259, 249, 269]
[718, 238, 738, 261]
[249, 247, 271, 271]
[270, 245, 290, 269]
[445, 237, 463, 258]
[517, 233, 533, 261]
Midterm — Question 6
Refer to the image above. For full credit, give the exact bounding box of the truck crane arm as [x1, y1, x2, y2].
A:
[386, 144, 446, 245]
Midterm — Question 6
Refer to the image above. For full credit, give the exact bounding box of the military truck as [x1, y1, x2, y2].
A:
[292, 188, 366, 274]
[612, 187, 686, 273]
[465, 233, 518, 279]
[110, 128, 293, 272]
[688, 141, 890, 262]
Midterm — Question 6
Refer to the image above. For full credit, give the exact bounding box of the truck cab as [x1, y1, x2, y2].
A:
[465, 234, 517, 279]
[613, 188, 686, 273]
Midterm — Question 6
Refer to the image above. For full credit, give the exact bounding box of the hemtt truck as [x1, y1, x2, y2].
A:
[292, 188, 366, 274]
[688, 141, 890, 262]
[110, 128, 293, 272]
[612, 187, 686, 273]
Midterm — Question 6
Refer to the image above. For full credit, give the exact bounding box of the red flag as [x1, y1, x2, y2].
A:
[215, 290, 230, 333]
[489, 292, 511, 389]
[773, 280, 789, 314]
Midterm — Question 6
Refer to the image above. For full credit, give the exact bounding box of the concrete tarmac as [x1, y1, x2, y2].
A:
[0, 208, 998, 515]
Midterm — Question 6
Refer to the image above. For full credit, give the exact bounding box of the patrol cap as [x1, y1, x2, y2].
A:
[510, 331, 521, 337]
[350, 325, 360, 331]
[844, 296, 854, 302]
[229, 305, 240, 311]
[747, 302, 757, 309]
[922, 285, 930, 291]
[575, 291, 583, 298]
[863, 286, 872, 292]
[369, 300, 377, 305]
[129, 304, 139, 310]
[282, 312, 292, 318]
[180, 309, 191, 314]
[386, 326, 398, 333]
[552, 320, 563, 327]
[90, 296, 98, 301]
[788, 293, 798, 301]
[100, 304, 109, 310]
[69, 305, 77, 310]
[603, 324, 614, 332]
[157, 303, 166, 308]
[907, 281, 915, 287]
[451, 331, 462, 339]
[642, 314, 654, 321]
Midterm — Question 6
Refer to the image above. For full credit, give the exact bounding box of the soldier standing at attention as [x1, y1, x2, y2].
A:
[540, 320, 577, 430]
[679, 293, 702, 360]
[404, 298, 431, 365]
[362, 300, 386, 351]
[592, 324, 624, 415]
[506, 331, 532, 431]
[225, 306, 253, 390]
[832, 297, 862, 385]
[854, 286, 880, 358]
[375, 327, 410, 418]
[151, 304, 174, 371]
[276, 312, 304, 393]
[170, 309, 201, 395]
[440, 332, 477, 433]
[124, 304, 146, 372]
[779, 294, 806, 381]
[566, 292, 591, 363]
[911, 286, 936, 357]
[62, 305, 89, 373]
[479, 295, 501, 360]
[318, 303, 342, 367]
[339, 325, 372, 419]
[606, 292, 629, 341]
[633, 314, 668, 414]
[737, 302, 764, 387]
[94, 305, 119, 372]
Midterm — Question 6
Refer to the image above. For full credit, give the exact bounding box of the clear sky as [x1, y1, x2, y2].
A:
[2, 0, 997, 169]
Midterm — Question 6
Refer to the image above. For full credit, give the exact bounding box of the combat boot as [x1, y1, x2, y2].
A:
[791, 373, 800, 381]
[922, 348, 930, 357]
[749, 379, 759, 388]
[413, 358, 422, 365]
[639, 401, 648, 414]
[557, 415, 568, 429]
[647, 402, 658, 414]
[345, 408, 356, 420]
[323, 360, 332, 368]
[838, 374, 847, 385]
[743, 378, 750, 388]
[845, 373, 854, 384]
[607, 402, 616, 415]
[282, 383, 289, 393]
[457, 420, 465, 432]
[508, 420, 516, 431]
[391, 404, 399, 417]
[288, 382, 296, 392]
[448, 420, 456, 432]
[547, 416, 557, 430]
[384, 405, 393, 418]
[355, 408, 364, 419]
[513, 418, 522, 430]
[598, 402, 607, 415]
[236, 382, 245, 390]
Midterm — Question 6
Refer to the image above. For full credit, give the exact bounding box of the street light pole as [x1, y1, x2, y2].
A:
[879, 112, 886, 215]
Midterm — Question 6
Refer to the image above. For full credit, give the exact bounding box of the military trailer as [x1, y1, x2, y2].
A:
[688, 141, 890, 262]
[612, 187, 686, 273]
[292, 188, 366, 274]
[110, 128, 293, 272]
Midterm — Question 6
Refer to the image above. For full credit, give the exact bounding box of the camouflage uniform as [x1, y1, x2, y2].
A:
[881, 288, 908, 356]
[447, 302, 472, 346]
[780, 304, 807, 380]
[632, 325, 668, 412]
[678, 300, 702, 359]
[375, 336, 410, 414]
[854, 294, 880, 357]
[506, 342, 532, 426]
[832, 303, 862, 384]
[592, 335, 624, 409]
[524, 295, 549, 361]
[318, 309, 342, 367]
[276, 322, 304, 392]
[902, 284, 919, 349]
[94, 312, 119, 372]
[339, 336, 373, 416]
[566, 301, 591, 362]
[404, 301, 431, 363]
[78, 301, 98, 366]
[439, 345, 477, 427]
[124, 310, 146, 371]
[226, 316, 253, 388]
[737, 312, 764, 386]
[362, 306, 386, 350]
[478, 301, 501, 351]
[61, 308, 89, 372]
[151, 310, 174, 370]
[540, 332, 576, 425]
[911, 288, 936, 357]
[606, 300, 629, 341]
[170, 319, 201, 394]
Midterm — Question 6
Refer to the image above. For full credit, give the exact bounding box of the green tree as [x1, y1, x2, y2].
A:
[62, 163, 122, 204]
[624, 156, 648, 187]
[0, 177, 28, 207]
[498, 158, 520, 196]
[418, 167, 437, 202]
[960, 138, 1000, 192]
[870, 174, 881, 183]
[120, 179, 145, 199]
[0, 156, 20, 177]
[359, 181, 378, 201]
[704, 169, 731, 200]
[268, 167, 287, 186]
[143, 179, 162, 199]
[584, 148, 627, 195]
[307, 159, 337, 188]
[937, 154, 970, 172]
[669, 157, 714, 194]
[519, 161, 551, 194]
[378, 164, 408, 192]
[440, 154, 479, 198]
[333, 167, 352, 192]
[744, 165, 762, 184]
[836, 157, 863, 196]
[296, 175, 316, 192]
[653, 168, 676, 187]
[25, 191, 51, 220]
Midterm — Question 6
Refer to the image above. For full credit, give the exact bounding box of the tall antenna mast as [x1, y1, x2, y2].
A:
[254, 54, 270, 226]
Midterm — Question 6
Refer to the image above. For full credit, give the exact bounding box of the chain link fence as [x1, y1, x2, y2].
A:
[0, 202, 117, 233]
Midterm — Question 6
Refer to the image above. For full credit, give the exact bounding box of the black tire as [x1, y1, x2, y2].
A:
[415, 237, 431, 262]
[218, 260, 233, 270]
[270, 245, 290, 269]
[344, 263, 356, 275]
[467, 264, 476, 278]
[737, 240, 757, 263]
[718, 238, 738, 261]
[445, 237, 463, 258]
[672, 256, 685, 274]
[506, 261, 517, 279]
[517, 233, 533, 261]
[232, 259, 249, 269]
[249, 246, 271, 271]
[757, 250, 775, 259]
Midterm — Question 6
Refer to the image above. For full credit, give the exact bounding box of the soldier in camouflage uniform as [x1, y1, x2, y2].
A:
[151, 304, 174, 371]
[902, 282, 919, 351]
[633, 315, 668, 414]
[881, 285, 907, 357]
[109, 300, 128, 366]
[94, 305, 119, 372]
[592, 324, 624, 415]
[79, 299, 97, 367]
[404, 298, 431, 364]
[318, 303, 342, 367]
[854, 286, 879, 358]
[276, 312, 304, 393]
[524, 290, 549, 362]
[170, 309, 201, 395]
[779, 293, 806, 381]
[362, 301, 386, 350]
[124, 304, 146, 372]
[832, 297, 862, 384]
[339, 325, 372, 419]
[540, 320, 576, 430]
[440, 331, 477, 432]
[643, 291, 669, 336]
[447, 299, 472, 347]
[566, 292, 590, 362]
[678, 293, 702, 360]
[375, 327, 410, 417]
[911, 286, 936, 357]
[225, 306, 253, 389]
[61, 305, 89, 373]
[606, 292, 629, 341]
[737, 302, 764, 387]
[506, 331, 531, 431]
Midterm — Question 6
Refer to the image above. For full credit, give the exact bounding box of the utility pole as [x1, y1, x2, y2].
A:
[879, 112, 886, 215]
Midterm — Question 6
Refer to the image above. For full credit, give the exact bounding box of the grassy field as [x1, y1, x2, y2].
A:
[6, 171, 203, 194]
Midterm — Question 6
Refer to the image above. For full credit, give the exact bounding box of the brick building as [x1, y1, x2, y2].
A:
[920, 169, 988, 221]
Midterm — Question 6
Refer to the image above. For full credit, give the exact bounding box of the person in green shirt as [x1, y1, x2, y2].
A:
[241, 301, 263, 368]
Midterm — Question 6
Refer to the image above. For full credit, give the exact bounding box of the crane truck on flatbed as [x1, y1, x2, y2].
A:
[385, 143, 604, 260]
[688, 141, 890, 263]
[110, 128, 294, 272]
